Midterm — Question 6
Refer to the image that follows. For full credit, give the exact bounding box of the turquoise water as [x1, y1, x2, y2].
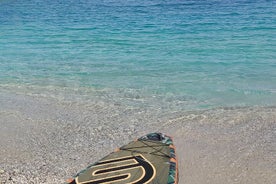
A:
[0, 0, 276, 110]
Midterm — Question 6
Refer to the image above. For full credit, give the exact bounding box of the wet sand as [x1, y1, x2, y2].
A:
[0, 92, 275, 183]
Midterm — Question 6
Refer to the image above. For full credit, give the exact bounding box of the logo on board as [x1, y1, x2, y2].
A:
[76, 154, 156, 184]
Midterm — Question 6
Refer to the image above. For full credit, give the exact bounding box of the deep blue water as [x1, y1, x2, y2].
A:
[0, 0, 276, 110]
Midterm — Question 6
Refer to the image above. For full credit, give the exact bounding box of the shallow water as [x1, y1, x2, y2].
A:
[0, 1, 276, 183]
[1, 0, 276, 110]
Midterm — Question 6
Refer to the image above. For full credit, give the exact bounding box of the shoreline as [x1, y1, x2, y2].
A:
[0, 92, 275, 183]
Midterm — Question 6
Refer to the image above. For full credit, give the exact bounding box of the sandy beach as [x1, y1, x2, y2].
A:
[0, 91, 275, 183]
[1, 0, 276, 183]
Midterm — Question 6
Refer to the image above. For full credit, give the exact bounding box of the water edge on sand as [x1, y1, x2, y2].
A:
[0, 92, 275, 184]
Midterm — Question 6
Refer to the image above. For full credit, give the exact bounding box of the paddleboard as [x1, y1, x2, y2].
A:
[66, 132, 178, 184]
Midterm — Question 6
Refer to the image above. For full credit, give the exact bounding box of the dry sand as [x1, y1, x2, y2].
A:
[0, 92, 275, 183]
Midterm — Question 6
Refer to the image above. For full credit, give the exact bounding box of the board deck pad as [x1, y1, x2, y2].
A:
[66, 133, 178, 184]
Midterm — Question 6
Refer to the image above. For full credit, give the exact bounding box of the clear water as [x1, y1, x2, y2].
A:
[1, 0, 276, 110]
